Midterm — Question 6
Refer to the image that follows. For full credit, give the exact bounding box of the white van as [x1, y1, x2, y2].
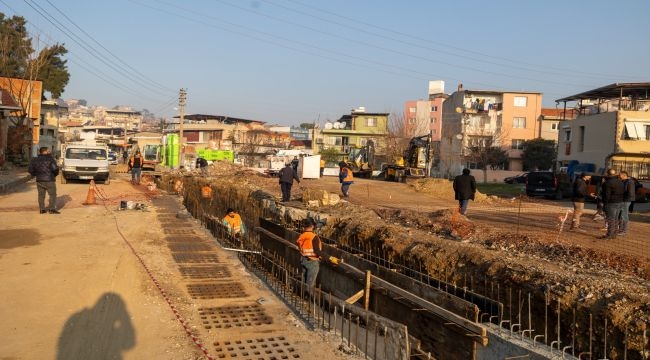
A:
[60, 141, 110, 184]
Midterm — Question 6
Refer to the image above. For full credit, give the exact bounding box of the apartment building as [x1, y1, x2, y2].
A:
[555, 82, 650, 179]
[439, 85, 542, 176]
[319, 107, 390, 165]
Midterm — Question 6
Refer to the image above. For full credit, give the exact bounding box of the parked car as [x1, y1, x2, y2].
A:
[108, 151, 118, 165]
[525, 171, 571, 199]
[504, 172, 529, 184]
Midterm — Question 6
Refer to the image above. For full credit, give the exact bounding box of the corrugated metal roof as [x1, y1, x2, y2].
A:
[555, 82, 650, 103]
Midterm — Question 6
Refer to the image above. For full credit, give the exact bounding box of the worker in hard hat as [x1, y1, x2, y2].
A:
[338, 161, 354, 198]
[296, 218, 323, 289]
[222, 208, 246, 247]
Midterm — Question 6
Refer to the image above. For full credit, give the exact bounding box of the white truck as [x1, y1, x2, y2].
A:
[60, 141, 110, 184]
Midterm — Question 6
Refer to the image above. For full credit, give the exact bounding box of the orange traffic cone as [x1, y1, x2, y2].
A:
[83, 180, 97, 205]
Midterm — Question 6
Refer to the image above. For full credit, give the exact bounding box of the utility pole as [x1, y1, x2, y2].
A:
[179, 88, 186, 169]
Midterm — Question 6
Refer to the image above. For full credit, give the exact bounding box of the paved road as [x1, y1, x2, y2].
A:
[0, 174, 354, 360]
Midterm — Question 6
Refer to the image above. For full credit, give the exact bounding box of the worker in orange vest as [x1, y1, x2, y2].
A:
[338, 161, 354, 198]
[296, 218, 323, 289]
[222, 208, 246, 246]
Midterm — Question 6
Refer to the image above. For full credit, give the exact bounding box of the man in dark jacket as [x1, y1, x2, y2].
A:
[601, 168, 625, 239]
[452, 168, 476, 215]
[278, 163, 300, 202]
[28, 147, 60, 214]
[618, 170, 635, 235]
[570, 173, 592, 231]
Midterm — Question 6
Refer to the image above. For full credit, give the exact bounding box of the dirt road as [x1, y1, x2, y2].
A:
[0, 174, 359, 360]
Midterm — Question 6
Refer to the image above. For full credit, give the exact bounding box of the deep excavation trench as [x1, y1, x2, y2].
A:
[159, 171, 650, 360]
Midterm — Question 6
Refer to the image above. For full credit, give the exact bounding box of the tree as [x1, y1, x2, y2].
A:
[319, 147, 340, 165]
[522, 138, 556, 171]
[0, 14, 70, 99]
[463, 126, 510, 183]
[299, 122, 315, 130]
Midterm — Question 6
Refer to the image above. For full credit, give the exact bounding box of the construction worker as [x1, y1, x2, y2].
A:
[278, 163, 300, 202]
[128, 150, 144, 185]
[319, 158, 325, 177]
[338, 161, 354, 198]
[196, 157, 209, 177]
[296, 218, 323, 289]
[222, 208, 245, 237]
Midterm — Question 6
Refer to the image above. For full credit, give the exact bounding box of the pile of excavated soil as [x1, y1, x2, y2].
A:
[168, 162, 650, 356]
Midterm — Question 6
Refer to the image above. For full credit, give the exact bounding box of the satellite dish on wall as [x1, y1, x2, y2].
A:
[455, 134, 464, 140]
[333, 122, 341, 129]
[324, 122, 333, 129]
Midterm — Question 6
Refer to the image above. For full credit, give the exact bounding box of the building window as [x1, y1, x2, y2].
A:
[514, 96, 527, 107]
[513, 117, 526, 128]
[564, 130, 571, 142]
[511, 139, 525, 150]
[366, 118, 377, 127]
[578, 126, 585, 152]
[430, 117, 436, 123]
[431, 106, 438, 112]
[328, 137, 342, 146]
[646, 125, 650, 140]
[551, 123, 558, 130]
[409, 107, 416, 113]
[408, 118, 416, 124]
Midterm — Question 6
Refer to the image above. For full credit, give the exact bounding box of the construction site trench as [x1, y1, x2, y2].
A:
[159, 162, 650, 360]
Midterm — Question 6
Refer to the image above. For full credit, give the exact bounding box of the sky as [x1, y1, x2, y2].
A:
[3, 0, 649, 126]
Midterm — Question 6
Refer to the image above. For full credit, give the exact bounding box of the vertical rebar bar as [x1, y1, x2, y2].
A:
[557, 297, 561, 350]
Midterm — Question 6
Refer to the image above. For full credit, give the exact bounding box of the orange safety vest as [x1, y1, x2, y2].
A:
[223, 213, 242, 234]
[340, 167, 354, 182]
[296, 231, 320, 260]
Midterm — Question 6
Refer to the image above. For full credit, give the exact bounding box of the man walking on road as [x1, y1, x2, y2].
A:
[453, 168, 476, 215]
[278, 162, 300, 202]
[129, 150, 144, 185]
[28, 147, 60, 214]
[570, 173, 592, 231]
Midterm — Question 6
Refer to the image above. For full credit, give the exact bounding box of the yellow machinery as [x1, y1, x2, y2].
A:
[382, 135, 431, 182]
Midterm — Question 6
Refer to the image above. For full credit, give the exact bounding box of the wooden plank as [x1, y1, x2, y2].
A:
[345, 289, 365, 304]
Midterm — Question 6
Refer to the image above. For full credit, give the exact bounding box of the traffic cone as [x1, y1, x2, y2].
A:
[83, 180, 97, 205]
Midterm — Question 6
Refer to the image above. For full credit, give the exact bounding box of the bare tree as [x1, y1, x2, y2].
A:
[463, 126, 510, 183]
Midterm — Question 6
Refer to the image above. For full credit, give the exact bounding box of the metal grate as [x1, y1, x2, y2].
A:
[163, 228, 196, 235]
[198, 304, 273, 329]
[187, 282, 247, 299]
[213, 336, 300, 359]
[160, 222, 193, 229]
[172, 253, 220, 264]
[168, 243, 216, 252]
[165, 235, 207, 243]
[178, 265, 231, 279]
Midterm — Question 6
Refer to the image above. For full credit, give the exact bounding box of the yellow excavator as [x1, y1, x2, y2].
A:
[343, 140, 375, 178]
[381, 135, 431, 182]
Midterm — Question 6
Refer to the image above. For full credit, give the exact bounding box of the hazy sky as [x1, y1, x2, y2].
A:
[4, 0, 649, 126]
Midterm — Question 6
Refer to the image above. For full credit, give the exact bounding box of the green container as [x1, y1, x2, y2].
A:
[197, 149, 234, 162]
[166, 134, 179, 167]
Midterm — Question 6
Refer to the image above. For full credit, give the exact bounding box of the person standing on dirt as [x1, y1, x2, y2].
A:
[570, 173, 592, 231]
[453, 168, 476, 215]
[319, 158, 325, 178]
[338, 161, 354, 198]
[600, 168, 625, 239]
[28, 147, 60, 214]
[196, 157, 209, 177]
[296, 218, 323, 289]
[122, 149, 129, 164]
[278, 162, 300, 202]
[128, 150, 144, 185]
[618, 170, 635, 235]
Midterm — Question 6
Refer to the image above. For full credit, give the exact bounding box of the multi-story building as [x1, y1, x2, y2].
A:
[439, 84, 542, 176]
[537, 108, 578, 141]
[319, 107, 390, 165]
[555, 82, 650, 179]
[40, 100, 69, 157]
[0, 77, 43, 160]
[102, 108, 142, 132]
